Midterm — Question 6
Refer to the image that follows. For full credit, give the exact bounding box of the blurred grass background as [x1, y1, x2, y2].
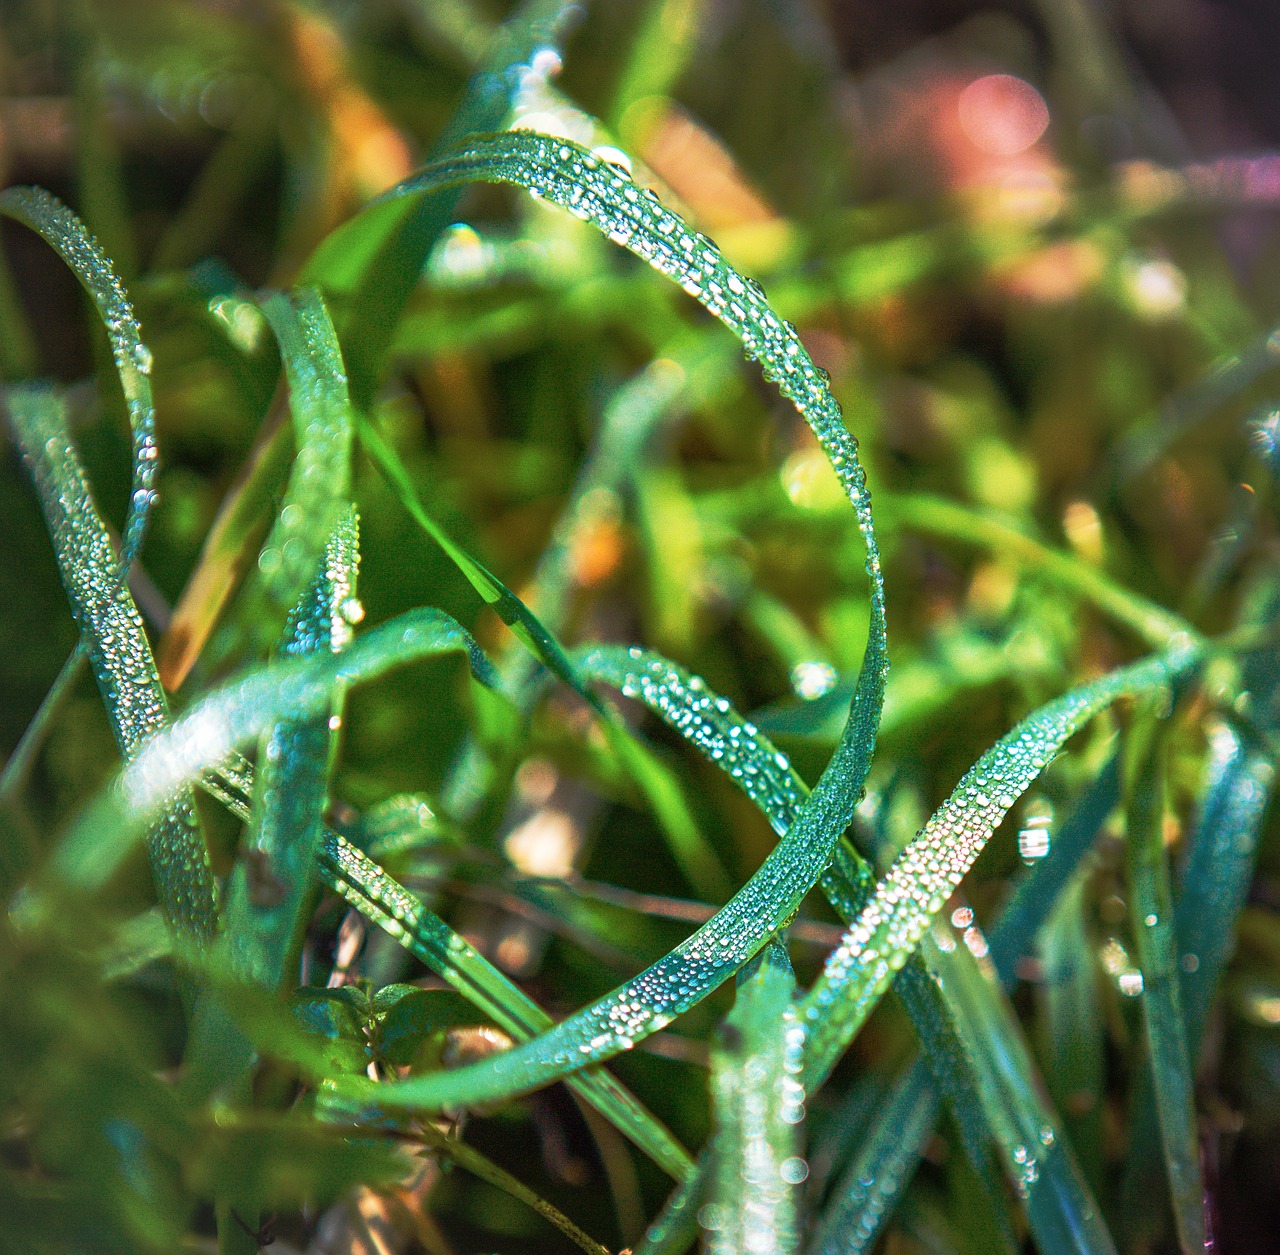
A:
[3, 1, 1280, 1252]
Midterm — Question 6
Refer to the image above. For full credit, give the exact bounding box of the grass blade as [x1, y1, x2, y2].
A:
[221, 508, 360, 991]
[706, 940, 804, 1255]
[1, 188, 159, 568]
[5, 383, 219, 943]
[801, 648, 1197, 1093]
[206, 289, 354, 668]
[1124, 719, 1206, 1253]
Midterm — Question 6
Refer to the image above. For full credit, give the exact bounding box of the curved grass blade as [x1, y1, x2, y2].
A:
[816, 757, 1123, 1255]
[208, 289, 354, 667]
[5, 384, 219, 942]
[0, 187, 159, 568]
[1123, 720, 1206, 1253]
[706, 940, 803, 1255]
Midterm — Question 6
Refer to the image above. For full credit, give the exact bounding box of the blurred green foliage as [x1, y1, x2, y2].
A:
[3, 1, 1280, 1253]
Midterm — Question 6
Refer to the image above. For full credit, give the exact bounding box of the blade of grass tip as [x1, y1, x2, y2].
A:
[4, 384, 219, 943]
[800, 645, 1199, 1097]
[1, 187, 160, 568]
[306, 127, 888, 1115]
[414, 1121, 610, 1255]
[705, 940, 804, 1255]
[302, 0, 583, 409]
[1123, 716, 1206, 1254]
[879, 493, 1196, 651]
[206, 289, 354, 669]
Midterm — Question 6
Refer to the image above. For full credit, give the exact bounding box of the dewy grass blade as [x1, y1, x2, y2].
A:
[220, 508, 360, 992]
[5, 384, 219, 943]
[0, 188, 159, 568]
[1124, 720, 1206, 1254]
[801, 648, 1197, 1094]
[209, 290, 354, 665]
[1175, 720, 1275, 1057]
[634, 1148, 709, 1255]
[198, 754, 693, 1180]
[706, 940, 804, 1255]
[817, 756, 1123, 1255]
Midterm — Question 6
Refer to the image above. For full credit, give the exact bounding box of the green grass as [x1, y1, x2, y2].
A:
[2, 2, 1279, 1252]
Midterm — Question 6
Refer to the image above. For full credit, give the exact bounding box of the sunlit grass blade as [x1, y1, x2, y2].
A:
[1123, 719, 1206, 1253]
[301, 0, 583, 407]
[322, 125, 890, 919]
[801, 648, 1197, 1094]
[206, 289, 354, 668]
[579, 643, 1119, 1248]
[0, 187, 159, 568]
[705, 940, 803, 1255]
[5, 383, 219, 943]
[816, 757, 1122, 1253]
